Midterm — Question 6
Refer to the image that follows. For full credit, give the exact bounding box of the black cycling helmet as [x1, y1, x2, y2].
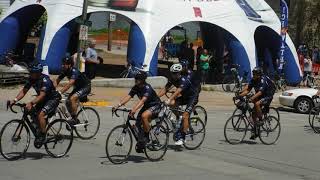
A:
[134, 71, 147, 81]
[29, 63, 43, 73]
[252, 67, 263, 76]
[62, 56, 73, 65]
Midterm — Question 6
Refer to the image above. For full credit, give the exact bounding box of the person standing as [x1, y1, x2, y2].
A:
[186, 43, 195, 70]
[303, 55, 313, 87]
[200, 49, 210, 85]
[196, 46, 203, 72]
[85, 39, 99, 80]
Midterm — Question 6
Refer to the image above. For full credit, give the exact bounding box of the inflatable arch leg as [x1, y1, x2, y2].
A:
[228, 38, 251, 80]
[45, 22, 75, 74]
[0, 17, 20, 61]
[127, 22, 146, 70]
[149, 46, 159, 76]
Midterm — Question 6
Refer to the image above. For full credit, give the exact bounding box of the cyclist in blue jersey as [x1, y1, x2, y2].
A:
[112, 71, 161, 153]
[158, 63, 200, 145]
[54, 57, 91, 126]
[9, 63, 61, 143]
[238, 67, 276, 139]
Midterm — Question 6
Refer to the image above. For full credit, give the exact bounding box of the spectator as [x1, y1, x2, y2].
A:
[312, 46, 319, 64]
[196, 45, 203, 71]
[72, 46, 87, 73]
[303, 55, 312, 86]
[85, 39, 99, 80]
[186, 43, 195, 70]
[199, 49, 210, 85]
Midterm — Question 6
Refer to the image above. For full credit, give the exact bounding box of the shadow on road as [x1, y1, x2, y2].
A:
[100, 155, 149, 165]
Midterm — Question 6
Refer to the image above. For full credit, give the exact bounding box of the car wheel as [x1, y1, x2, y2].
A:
[295, 97, 313, 114]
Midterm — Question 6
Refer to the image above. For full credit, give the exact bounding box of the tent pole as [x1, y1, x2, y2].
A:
[76, 0, 89, 70]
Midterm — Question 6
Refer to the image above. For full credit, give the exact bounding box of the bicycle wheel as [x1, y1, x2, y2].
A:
[183, 117, 206, 150]
[144, 121, 169, 161]
[268, 107, 280, 122]
[222, 76, 236, 92]
[106, 125, 133, 164]
[224, 115, 248, 144]
[309, 107, 319, 130]
[120, 70, 129, 78]
[259, 116, 281, 145]
[312, 110, 320, 133]
[191, 105, 207, 126]
[45, 119, 73, 158]
[75, 107, 100, 140]
[48, 110, 63, 132]
[0, 120, 30, 161]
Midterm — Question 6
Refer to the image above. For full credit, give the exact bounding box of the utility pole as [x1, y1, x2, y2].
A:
[76, 0, 89, 70]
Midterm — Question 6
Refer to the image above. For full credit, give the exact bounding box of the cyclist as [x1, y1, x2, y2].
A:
[54, 57, 91, 126]
[238, 67, 276, 140]
[9, 63, 61, 143]
[158, 63, 200, 145]
[112, 71, 161, 153]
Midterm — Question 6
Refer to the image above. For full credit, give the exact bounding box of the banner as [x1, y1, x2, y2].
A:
[235, 0, 262, 22]
[89, 0, 139, 11]
[279, 0, 289, 72]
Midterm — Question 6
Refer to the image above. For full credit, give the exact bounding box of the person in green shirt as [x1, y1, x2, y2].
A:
[200, 49, 210, 85]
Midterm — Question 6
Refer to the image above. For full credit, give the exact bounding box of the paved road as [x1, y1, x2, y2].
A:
[0, 107, 319, 180]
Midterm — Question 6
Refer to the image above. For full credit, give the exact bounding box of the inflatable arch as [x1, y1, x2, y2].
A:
[0, 0, 302, 84]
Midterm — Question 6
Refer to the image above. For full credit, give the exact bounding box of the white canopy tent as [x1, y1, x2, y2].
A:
[0, 0, 302, 83]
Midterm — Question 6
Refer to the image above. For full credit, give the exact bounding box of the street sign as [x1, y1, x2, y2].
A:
[79, 25, 88, 40]
[110, 13, 116, 22]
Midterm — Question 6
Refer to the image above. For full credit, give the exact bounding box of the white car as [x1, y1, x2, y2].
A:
[279, 88, 318, 114]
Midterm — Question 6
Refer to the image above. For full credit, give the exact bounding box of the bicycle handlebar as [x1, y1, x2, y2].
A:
[7, 101, 26, 114]
[112, 108, 131, 118]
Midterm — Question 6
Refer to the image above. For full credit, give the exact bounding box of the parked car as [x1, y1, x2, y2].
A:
[279, 88, 318, 113]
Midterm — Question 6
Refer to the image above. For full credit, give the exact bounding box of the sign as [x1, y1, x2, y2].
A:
[110, 13, 116, 22]
[79, 25, 88, 40]
[279, 0, 289, 72]
[193, 7, 202, 18]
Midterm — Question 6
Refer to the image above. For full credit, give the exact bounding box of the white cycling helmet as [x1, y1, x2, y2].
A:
[170, 63, 182, 73]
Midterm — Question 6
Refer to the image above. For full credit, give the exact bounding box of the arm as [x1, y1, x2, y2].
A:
[54, 78, 61, 88]
[158, 87, 168, 97]
[113, 95, 132, 110]
[30, 91, 46, 105]
[59, 79, 75, 94]
[130, 96, 147, 115]
[250, 91, 263, 102]
[13, 88, 29, 103]
[239, 85, 250, 97]
[168, 87, 183, 101]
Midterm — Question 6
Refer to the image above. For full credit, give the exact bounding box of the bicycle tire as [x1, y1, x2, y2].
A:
[144, 123, 169, 161]
[222, 76, 236, 92]
[309, 107, 319, 131]
[120, 70, 129, 78]
[184, 118, 206, 150]
[224, 115, 248, 145]
[75, 107, 100, 140]
[45, 119, 73, 158]
[0, 120, 30, 161]
[259, 116, 281, 145]
[106, 125, 133, 164]
[191, 105, 207, 126]
[312, 109, 320, 133]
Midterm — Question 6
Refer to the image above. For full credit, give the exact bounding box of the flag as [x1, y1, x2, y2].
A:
[279, 0, 289, 72]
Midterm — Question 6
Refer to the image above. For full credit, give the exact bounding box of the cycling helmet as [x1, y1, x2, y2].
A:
[62, 56, 73, 65]
[252, 67, 263, 76]
[29, 63, 43, 73]
[170, 63, 182, 73]
[134, 71, 147, 81]
[180, 59, 189, 67]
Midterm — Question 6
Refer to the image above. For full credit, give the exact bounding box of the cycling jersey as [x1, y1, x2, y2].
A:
[24, 74, 60, 100]
[58, 67, 91, 89]
[166, 74, 199, 98]
[129, 83, 161, 108]
[248, 75, 275, 98]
